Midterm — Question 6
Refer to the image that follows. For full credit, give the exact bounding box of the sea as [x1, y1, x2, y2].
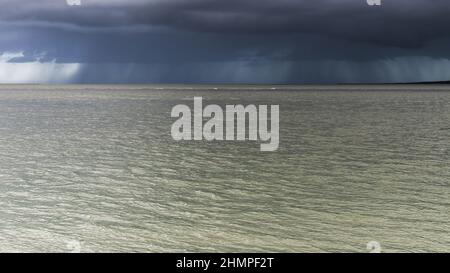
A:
[0, 85, 448, 252]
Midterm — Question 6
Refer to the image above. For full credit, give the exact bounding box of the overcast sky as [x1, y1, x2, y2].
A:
[1, 0, 450, 83]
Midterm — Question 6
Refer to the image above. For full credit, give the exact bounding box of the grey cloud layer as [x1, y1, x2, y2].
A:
[1, 0, 450, 83]
[2, 0, 450, 47]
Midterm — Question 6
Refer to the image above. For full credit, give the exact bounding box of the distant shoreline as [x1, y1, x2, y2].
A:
[0, 82, 450, 90]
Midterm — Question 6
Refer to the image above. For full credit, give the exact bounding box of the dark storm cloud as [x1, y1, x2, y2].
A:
[2, 0, 450, 83]
[2, 0, 450, 48]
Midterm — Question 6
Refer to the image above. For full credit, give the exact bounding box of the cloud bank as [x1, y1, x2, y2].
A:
[1, 0, 450, 83]
[0, 52, 80, 83]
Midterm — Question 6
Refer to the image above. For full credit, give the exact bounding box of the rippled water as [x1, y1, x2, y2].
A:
[0, 85, 449, 252]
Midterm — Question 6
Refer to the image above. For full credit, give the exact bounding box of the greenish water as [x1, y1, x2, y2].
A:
[0, 85, 449, 252]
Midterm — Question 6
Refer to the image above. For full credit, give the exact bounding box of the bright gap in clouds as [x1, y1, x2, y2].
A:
[0, 51, 81, 84]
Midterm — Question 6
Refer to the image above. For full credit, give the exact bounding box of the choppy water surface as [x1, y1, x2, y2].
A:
[0, 85, 449, 252]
